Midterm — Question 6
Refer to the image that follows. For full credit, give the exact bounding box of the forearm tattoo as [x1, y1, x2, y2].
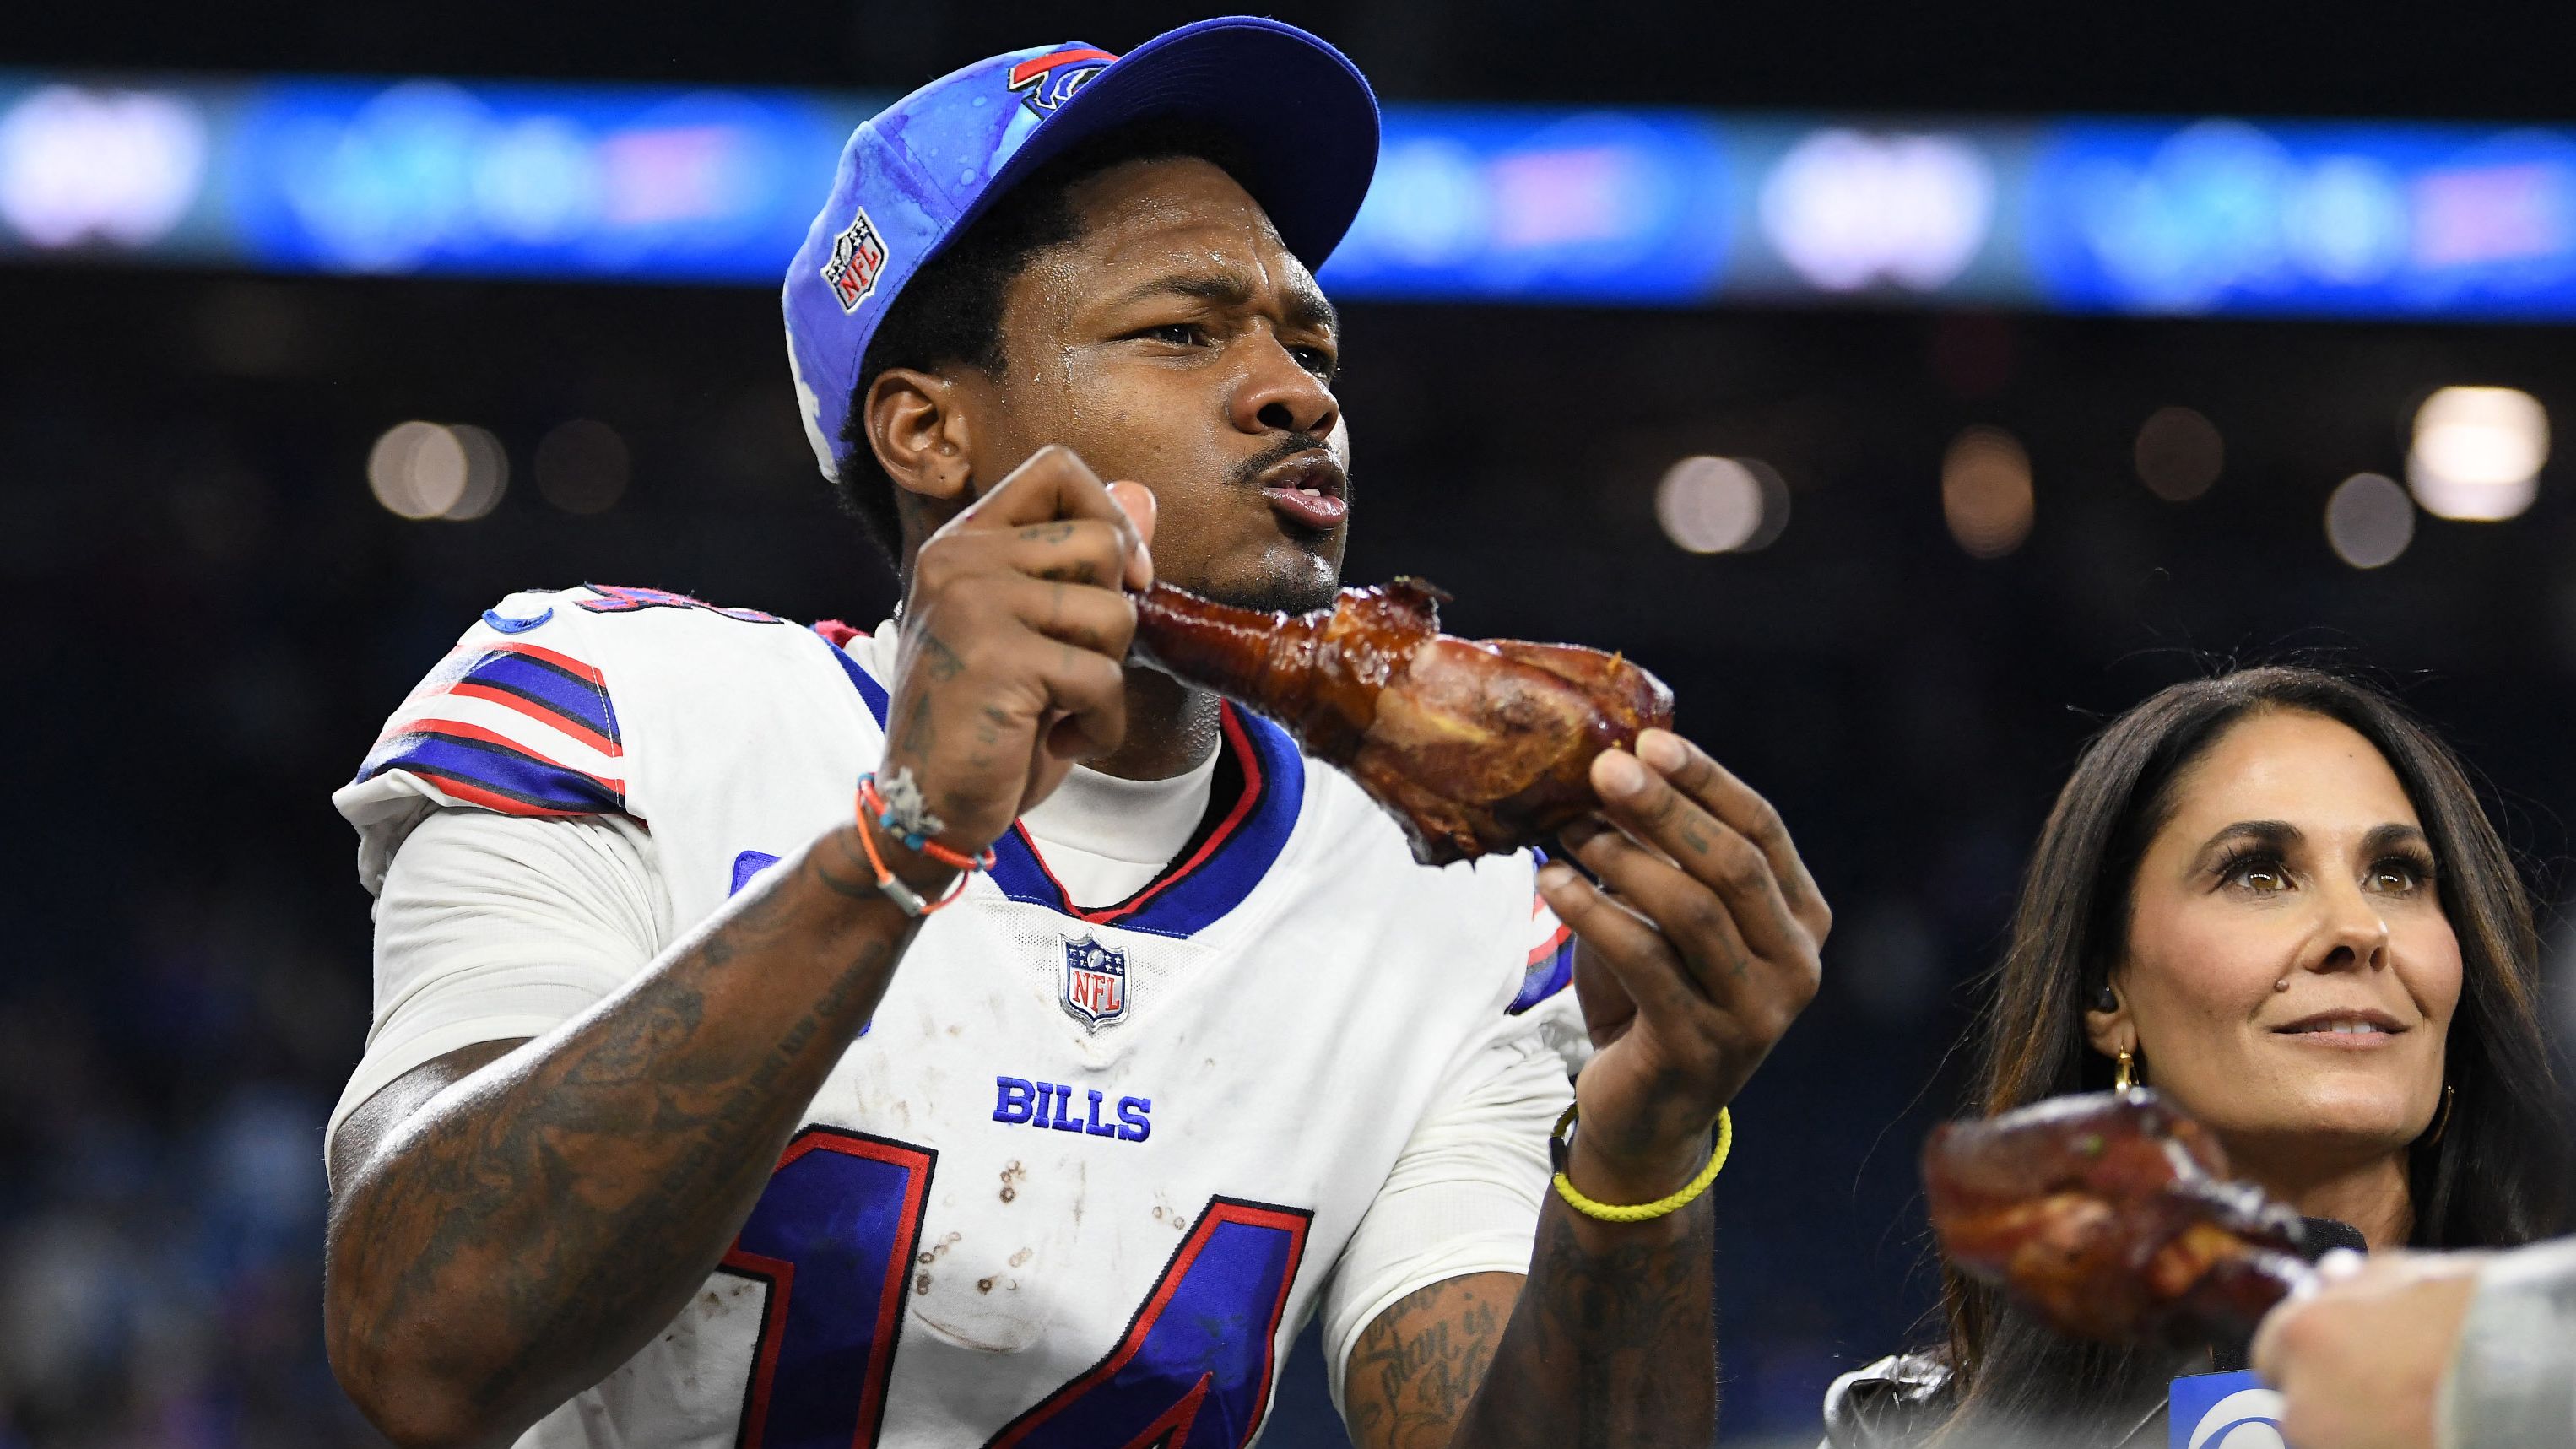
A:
[326, 844, 907, 1437]
[1349, 1200, 1718, 1449]
[1513, 1201, 1720, 1448]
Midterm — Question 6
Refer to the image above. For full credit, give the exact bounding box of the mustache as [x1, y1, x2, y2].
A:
[1229, 433, 1346, 495]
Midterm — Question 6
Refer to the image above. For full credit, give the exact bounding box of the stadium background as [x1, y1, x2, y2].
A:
[9, 2, 2576, 1444]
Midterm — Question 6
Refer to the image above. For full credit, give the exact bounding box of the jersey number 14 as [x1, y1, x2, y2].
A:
[719, 1126, 1312, 1449]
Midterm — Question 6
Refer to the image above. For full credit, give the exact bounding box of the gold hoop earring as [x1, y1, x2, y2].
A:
[2114, 1047, 2140, 1092]
[2422, 1082, 2455, 1148]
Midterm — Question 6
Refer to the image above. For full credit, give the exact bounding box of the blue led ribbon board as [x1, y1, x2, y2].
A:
[4, 69, 2575, 320]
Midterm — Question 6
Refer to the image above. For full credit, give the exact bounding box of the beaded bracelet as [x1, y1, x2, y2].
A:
[1548, 1104, 1733, 1224]
[858, 769, 992, 869]
[852, 770, 996, 918]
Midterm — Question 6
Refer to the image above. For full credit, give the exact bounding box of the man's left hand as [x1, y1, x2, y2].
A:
[2250, 1249, 2485, 1449]
[1539, 728, 1829, 1205]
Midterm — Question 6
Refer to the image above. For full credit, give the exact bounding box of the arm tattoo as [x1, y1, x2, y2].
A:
[324, 837, 913, 1443]
[1528, 1202, 1718, 1448]
[1358, 1201, 1718, 1449]
[1345, 1276, 1513, 1449]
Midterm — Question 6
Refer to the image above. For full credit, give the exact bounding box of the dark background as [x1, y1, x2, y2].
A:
[8, 3, 2576, 1446]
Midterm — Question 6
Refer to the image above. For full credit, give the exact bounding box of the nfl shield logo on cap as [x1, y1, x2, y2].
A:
[781, 16, 1380, 485]
[820, 207, 890, 312]
[1061, 934, 1129, 1031]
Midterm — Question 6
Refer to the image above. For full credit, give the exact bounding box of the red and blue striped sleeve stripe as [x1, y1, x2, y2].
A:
[354, 637, 631, 821]
[356, 718, 628, 819]
[442, 643, 622, 755]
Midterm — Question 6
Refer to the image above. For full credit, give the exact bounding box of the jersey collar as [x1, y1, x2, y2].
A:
[819, 625, 1302, 938]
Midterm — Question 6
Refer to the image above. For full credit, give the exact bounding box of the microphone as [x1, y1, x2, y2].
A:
[2212, 1217, 2366, 1371]
[2297, 1216, 2369, 1261]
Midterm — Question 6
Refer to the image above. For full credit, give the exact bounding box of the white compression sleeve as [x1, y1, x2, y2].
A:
[327, 807, 670, 1145]
[1319, 1013, 1571, 1424]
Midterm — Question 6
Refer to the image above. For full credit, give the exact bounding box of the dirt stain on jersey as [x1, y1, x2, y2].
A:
[998, 1160, 1026, 1203]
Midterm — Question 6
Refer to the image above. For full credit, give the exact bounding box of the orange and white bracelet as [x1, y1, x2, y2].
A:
[853, 769, 995, 917]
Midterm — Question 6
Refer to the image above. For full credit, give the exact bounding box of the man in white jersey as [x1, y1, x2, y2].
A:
[321, 18, 1832, 1449]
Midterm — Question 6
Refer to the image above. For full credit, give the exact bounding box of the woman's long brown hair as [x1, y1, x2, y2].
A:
[1930, 666, 2573, 1446]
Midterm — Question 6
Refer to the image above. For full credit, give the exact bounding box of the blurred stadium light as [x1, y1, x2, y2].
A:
[1654, 454, 1789, 553]
[0, 84, 208, 247]
[2132, 405, 2225, 501]
[12, 70, 2576, 319]
[534, 419, 630, 515]
[1755, 129, 1994, 294]
[1941, 427, 2035, 557]
[367, 419, 508, 520]
[2326, 472, 2417, 567]
[1332, 109, 1733, 302]
[2408, 385, 2550, 520]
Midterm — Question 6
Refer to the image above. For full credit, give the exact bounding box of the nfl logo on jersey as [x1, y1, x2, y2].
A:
[1061, 934, 1128, 1031]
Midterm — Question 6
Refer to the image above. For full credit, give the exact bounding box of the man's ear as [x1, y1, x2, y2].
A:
[863, 366, 977, 506]
[2083, 976, 2135, 1060]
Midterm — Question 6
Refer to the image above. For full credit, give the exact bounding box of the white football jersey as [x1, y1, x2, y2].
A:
[331, 584, 1584, 1449]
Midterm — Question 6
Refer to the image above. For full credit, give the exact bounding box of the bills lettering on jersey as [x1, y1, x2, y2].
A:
[993, 1078, 1152, 1141]
[1060, 934, 1128, 1030]
[1005, 46, 1115, 117]
[820, 204, 891, 312]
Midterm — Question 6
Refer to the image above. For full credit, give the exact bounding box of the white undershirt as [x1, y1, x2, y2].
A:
[855, 619, 1218, 911]
[1019, 751, 1219, 910]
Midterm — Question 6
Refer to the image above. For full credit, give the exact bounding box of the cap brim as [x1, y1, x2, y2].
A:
[957, 16, 1380, 271]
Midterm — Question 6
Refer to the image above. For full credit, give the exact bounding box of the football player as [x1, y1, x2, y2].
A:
[321, 18, 1829, 1448]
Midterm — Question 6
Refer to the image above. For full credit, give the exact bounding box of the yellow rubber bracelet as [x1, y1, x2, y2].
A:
[1548, 1105, 1732, 1223]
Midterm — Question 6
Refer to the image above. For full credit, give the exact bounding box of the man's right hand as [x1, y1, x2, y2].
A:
[326, 444, 1155, 1449]
[878, 444, 1156, 864]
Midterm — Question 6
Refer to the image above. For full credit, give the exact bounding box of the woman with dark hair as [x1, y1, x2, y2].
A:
[1825, 664, 2575, 1449]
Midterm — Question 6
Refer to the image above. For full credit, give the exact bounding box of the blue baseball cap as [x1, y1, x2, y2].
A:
[784, 16, 1381, 482]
